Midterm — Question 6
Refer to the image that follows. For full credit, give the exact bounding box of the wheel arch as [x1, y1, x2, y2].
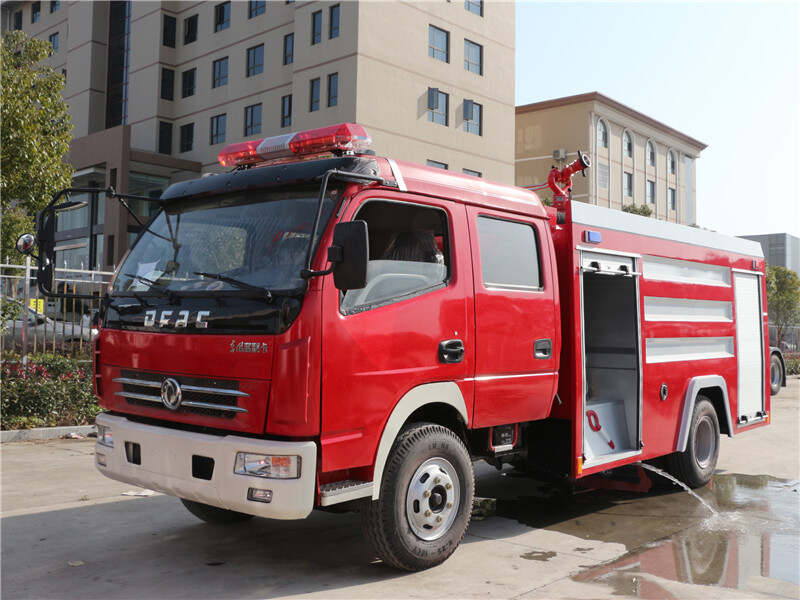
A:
[371, 382, 468, 500]
[677, 375, 733, 453]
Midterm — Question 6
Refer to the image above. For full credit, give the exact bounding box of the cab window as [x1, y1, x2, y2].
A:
[341, 200, 450, 313]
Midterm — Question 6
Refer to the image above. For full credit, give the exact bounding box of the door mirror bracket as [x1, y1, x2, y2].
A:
[301, 221, 369, 291]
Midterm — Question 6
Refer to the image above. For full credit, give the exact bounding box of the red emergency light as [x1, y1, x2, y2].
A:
[217, 123, 372, 167]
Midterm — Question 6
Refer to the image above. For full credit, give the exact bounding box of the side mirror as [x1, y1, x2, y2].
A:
[330, 220, 369, 291]
[15, 233, 36, 255]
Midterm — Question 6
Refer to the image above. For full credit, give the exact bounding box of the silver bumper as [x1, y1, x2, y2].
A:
[94, 413, 316, 520]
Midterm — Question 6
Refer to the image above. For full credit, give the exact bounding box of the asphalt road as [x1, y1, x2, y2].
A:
[1, 377, 798, 599]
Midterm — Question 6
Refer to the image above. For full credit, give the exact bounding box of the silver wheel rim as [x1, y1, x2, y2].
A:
[694, 416, 715, 469]
[771, 361, 781, 387]
[405, 457, 460, 541]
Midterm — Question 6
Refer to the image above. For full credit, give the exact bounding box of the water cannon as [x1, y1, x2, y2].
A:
[548, 150, 591, 204]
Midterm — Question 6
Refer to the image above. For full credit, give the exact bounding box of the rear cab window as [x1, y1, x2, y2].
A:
[476, 216, 542, 290]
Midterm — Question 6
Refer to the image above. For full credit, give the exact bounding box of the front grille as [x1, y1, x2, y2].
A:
[114, 369, 248, 419]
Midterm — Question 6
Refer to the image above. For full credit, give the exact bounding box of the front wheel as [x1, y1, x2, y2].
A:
[362, 423, 474, 571]
[666, 397, 720, 488]
[770, 353, 783, 396]
[180, 499, 254, 524]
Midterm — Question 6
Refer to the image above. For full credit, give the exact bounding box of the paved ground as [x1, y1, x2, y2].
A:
[1, 377, 798, 599]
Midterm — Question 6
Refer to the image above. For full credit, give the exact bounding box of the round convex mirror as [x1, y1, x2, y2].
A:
[16, 233, 36, 255]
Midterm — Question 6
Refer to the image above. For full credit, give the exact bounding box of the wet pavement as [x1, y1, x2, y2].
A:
[474, 466, 800, 598]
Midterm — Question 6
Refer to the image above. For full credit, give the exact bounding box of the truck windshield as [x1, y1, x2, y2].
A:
[112, 185, 339, 296]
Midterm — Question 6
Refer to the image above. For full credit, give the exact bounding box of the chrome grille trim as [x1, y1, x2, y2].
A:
[114, 391, 248, 414]
[112, 377, 249, 397]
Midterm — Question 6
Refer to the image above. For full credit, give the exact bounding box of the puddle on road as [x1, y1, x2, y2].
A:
[475, 471, 800, 598]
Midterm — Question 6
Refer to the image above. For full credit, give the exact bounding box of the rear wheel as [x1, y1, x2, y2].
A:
[180, 499, 254, 524]
[362, 423, 474, 571]
[666, 397, 720, 488]
[770, 353, 783, 396]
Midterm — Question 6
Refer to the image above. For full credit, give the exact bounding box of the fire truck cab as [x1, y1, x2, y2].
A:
[19, 124, 770, 571]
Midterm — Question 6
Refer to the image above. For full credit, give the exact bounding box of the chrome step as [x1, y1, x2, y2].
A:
[319, 480, 373, 506]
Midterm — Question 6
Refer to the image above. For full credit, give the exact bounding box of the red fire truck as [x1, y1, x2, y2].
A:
[18, 123, 778, 571]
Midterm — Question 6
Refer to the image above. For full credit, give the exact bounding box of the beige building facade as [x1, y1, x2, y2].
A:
[515, 92, 706, 225]
[2, 0, 514, 269]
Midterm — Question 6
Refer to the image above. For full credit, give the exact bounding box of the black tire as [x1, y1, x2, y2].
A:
[666, 397, 720, 488]
[770, 353, 783, 397]
[180, 499, 254, 524]
[362, 423, 474, 571]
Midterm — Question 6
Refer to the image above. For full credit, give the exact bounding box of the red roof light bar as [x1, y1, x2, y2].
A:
[218, 123, 372, 167]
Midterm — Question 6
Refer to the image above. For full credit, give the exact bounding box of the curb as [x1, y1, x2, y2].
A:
[1, 424, 96, 443]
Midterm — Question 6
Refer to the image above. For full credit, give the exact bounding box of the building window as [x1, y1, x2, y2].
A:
[426, 160, 448, 170]
[428, 25, 449, 62]
[329, 4, 340, 38]
[465, 0, 483, 16]
[246, 44, 264, 76]
[623, 131, 632, 158]
[597, 120, 608, 148]
[105, 1, 130, 128]
[668, 151, 676, 174]
[464, 39, 483, 75]
[478, 217, 542, 290]
[184, 14, 198, 44]
[32, 2, 41, 23]
[327, 72, 338, 107]
[646, 179, 655, 204]
[181, 68, 196, 97]
[248, 0, 266, 18]
[179, 123, 194, 152]
[463, 100, 482, 135]
[669, 187, 676, 210]
[13, 11, 22, 30]
[210, 114, 226, 145]
[244, 103, 262, 136]
[48, 32, 59, 53]
[281, 94, 292, 128]
[309, 78, 320, 111]
[160, 68, 174, 100]
[427, 88, 448, 126]
[624, 171, 633, 197]
[647, 141, 655, 166]
[463, 168, 482, 177]
[163, 15, 176, 47]
[598, 163, 609, 188]
[212, 57, 228, 88]
[283, 33, 294, 64]
[311, 10, 322, 44]
[50, 1, 60, 13]
[158, 121, 173, 155]
[214, 2, 230, 32]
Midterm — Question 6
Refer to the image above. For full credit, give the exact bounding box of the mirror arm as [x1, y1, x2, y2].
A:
[303, 169, 386, 279]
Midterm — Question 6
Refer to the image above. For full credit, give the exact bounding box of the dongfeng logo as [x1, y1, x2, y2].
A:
[160, 378, 182, 411]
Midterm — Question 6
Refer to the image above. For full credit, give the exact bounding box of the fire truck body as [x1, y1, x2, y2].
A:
[19, 124, 770, 570]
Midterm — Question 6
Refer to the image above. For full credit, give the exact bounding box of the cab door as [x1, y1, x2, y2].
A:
[467, 207, 558, 427]
[319, 191, 474, 474]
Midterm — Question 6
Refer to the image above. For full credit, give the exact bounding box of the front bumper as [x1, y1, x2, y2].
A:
[94, 413, 316, 519]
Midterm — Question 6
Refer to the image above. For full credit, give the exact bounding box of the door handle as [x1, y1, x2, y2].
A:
[534, 338, 552, 359]
[439, 339, 465, 364]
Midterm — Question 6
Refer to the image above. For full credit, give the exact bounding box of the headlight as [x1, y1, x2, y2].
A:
[234, 453, 300, 479]
[97, 424, 113, 447]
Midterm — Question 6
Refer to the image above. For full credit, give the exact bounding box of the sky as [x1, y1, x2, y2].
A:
[515, 1, 800, 238]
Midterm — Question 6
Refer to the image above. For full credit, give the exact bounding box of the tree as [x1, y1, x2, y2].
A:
[766, 266, 800, 347]
[1, 30, 73, 262]
[622, 203, 653, 217]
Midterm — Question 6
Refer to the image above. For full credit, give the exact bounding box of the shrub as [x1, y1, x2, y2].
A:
[1, 353, 99, 430]
[784, 352, 800, 376]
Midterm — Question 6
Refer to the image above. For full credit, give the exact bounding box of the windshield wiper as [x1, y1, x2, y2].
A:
[123, 273, 171, 296]
[194, 271, 274, 301]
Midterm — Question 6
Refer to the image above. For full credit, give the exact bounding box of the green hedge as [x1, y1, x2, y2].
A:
[1, 353, 100, 430]
[785, 352, 800, 376]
